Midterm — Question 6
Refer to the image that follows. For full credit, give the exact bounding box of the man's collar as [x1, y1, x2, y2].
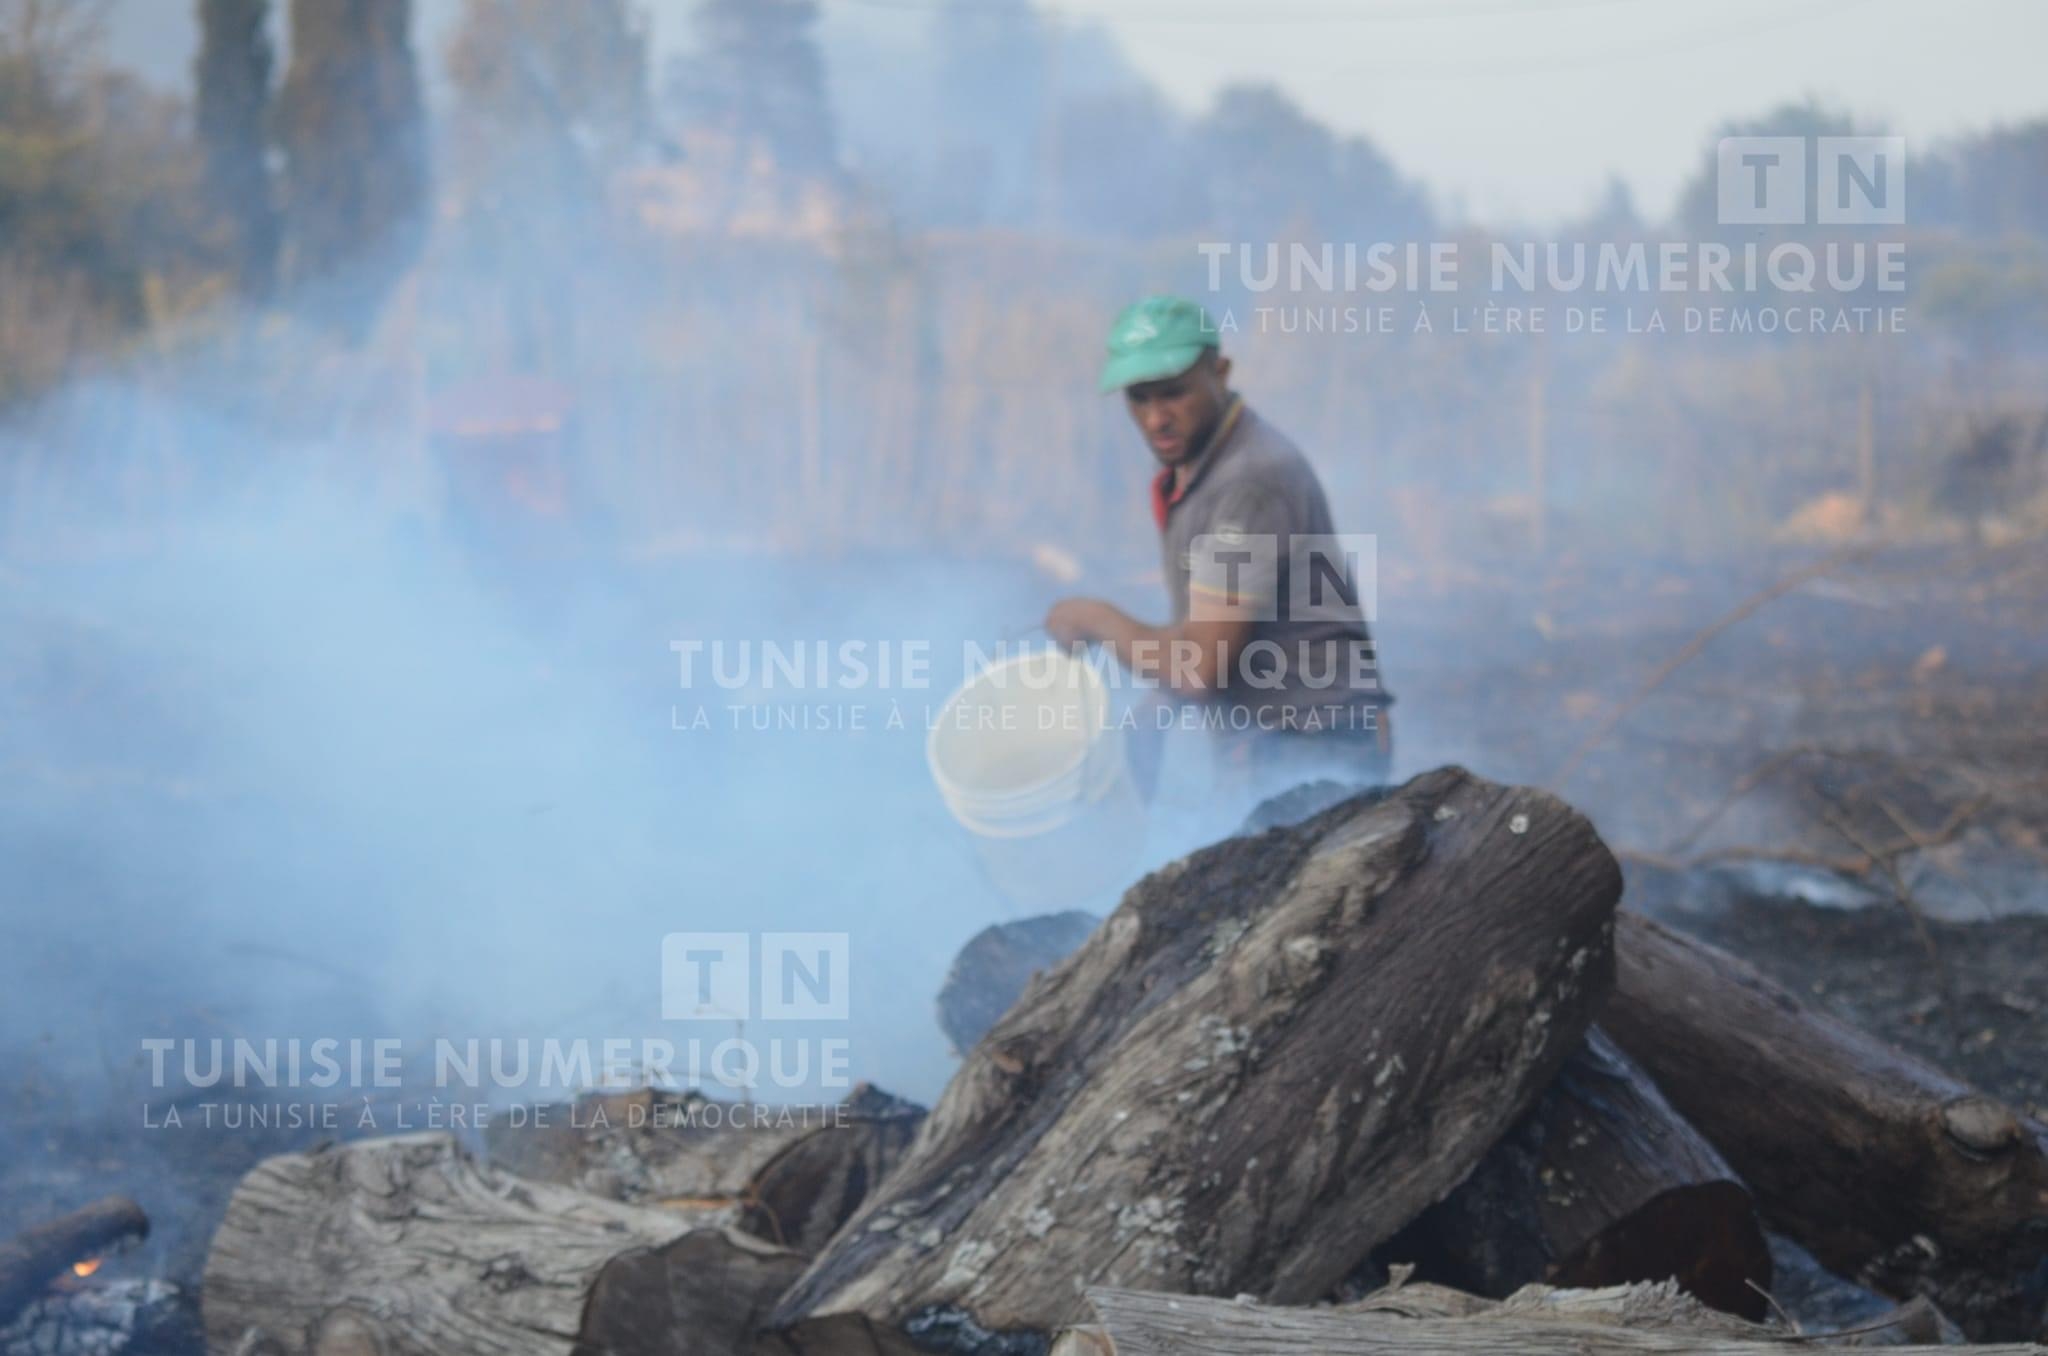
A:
[1174, 395, 1247, 494]
[1152, 396, 1246, 529]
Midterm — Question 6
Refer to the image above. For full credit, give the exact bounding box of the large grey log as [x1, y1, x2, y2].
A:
[201, 1132, 803, 1356]
[765, 767, 1623, 1352]
[1605, 912, 2048, 1341]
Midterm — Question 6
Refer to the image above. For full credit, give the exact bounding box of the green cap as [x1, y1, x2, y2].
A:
[1098, 295, 1220, 393]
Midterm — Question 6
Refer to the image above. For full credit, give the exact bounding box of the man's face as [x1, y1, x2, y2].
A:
[1125, 353, 1231, 467]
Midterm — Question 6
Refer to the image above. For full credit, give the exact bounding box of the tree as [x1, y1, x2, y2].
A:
[1048, 87, 1194, 239]
[1671, 99, 1858, 237]
[274, 0, 427, 338]
[1189, 83, 1431, 243]
[1329, 131, 1433, 242]
[443, 0, 648, 372]
[1918, 120, 2048, 239]
[0, 0, 215, 401]
[670, 0, 835, 178]
[445, 0, 647, 173]
[193, 0, 278, 299]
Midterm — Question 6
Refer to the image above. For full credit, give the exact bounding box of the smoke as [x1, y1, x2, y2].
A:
[0, 356, 1310, 1130]
[5, 8, 2047, 1301]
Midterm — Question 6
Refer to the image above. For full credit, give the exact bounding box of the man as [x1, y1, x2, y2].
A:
[1045, 294, 1393, 783]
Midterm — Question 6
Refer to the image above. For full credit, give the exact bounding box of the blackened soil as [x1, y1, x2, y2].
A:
[1668, 893, 2048, 1117]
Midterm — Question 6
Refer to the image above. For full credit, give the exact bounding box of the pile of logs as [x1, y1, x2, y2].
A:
[189, 767, 2048, 1355]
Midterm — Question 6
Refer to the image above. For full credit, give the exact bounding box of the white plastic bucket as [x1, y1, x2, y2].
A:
[927, 649, 1121, 837]
[926, 649, 1144, 908]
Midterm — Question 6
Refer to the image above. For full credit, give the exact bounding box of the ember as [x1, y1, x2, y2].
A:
[0, 1196, 148, 1330]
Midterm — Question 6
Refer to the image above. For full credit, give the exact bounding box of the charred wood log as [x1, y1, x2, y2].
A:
[1332, 1271, 1963, 1345]
[1605, 912, 2048, 1340]
[936, 911, 1100, 1055]
[483, 1085, 813, 1210]
[0, 1195, 148, 1327]
[202, 1132, 803, 1356]
[764, 767, 1623, 1352]
[741, 1084, 926, 1255]
[483, 1083, 924, 1252]
[1061, 1280, 2039, 1356]
[1383, 1027, 1771, 1319]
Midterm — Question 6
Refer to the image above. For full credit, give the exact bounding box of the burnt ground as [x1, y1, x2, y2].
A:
[4, 536, 2047, 1350]
[1395, 534, 2048, 1118]
[1641, 875, 2048, 1118]
[1619, 875, 2048, 1334]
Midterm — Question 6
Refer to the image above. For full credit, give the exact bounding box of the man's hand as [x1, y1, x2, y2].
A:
[1044, 597, 1121, 648]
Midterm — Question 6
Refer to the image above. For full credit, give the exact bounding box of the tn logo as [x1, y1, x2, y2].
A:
[1717, 135, 1905, 226]
[1185, 533, 1377, 623]
[661, 932, 849, 1022]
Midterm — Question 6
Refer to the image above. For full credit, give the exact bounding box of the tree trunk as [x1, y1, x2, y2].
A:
[0, 1196, 149, 1327]
[1064, 1281, 2040, 1356]
[765, 767, 1623, 1352]
[202, 1132, 803, 1356]
[1383, 1027, 1771, 1319]
[1605, 911, 2048, 1341]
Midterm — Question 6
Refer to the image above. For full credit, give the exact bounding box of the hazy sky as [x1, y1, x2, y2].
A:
[1051, 0, 2048, 223]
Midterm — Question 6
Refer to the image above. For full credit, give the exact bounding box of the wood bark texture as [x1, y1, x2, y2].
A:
[1383, 1026, 1771, 1318]
[1064, 1281, 2046, 1356]
[766, 768, 1622, 1351]
[1605, 912, 2048, 1340]
[202, 1131, 803, 1356]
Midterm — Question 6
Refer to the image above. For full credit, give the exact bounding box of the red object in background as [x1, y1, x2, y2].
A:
[427, 374, 579, 552]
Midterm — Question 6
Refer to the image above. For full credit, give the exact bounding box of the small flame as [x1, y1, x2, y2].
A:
[71, 1258, 101, 1278]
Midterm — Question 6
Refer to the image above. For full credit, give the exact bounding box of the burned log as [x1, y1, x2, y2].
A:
[484, 1082, 923, 1253]
[202, 1132, 804, 1356]
[1383, 1026, 1772, 1319]
[936, 910, 1100, 1054]
[483, 1085, 812, 1209]
[741, 1084, 927, 1254]
[765, 767, 1623, 1351]
[1335, 1271, 1964, 1345]
[0, 1195, 148, 1328]
[1063, 1280, 2046, 1356]
[1605, 912, 2048, 1340]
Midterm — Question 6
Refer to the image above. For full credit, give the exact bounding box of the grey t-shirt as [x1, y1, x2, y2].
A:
[1157, 401, 1391, 734]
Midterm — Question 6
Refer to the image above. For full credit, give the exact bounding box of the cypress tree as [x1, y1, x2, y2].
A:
[274, 0, 427, 336]
[193, 0, 279, 299]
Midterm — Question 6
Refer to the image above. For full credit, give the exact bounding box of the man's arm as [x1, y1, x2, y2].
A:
[1050, 480, 1289, 694]
[1043, 598, 1253, 694]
